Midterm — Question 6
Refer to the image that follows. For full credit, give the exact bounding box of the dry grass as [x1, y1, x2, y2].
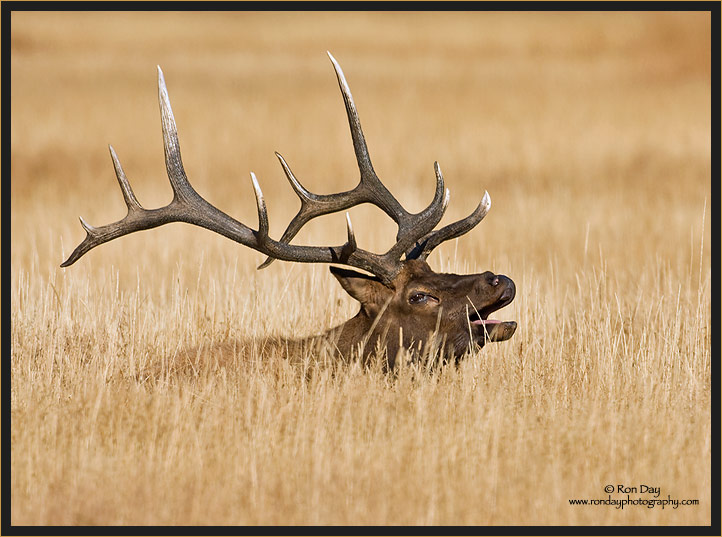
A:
[10, 11, 711, 526]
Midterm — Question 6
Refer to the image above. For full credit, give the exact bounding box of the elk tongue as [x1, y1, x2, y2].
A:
[471, 318, 502, 326]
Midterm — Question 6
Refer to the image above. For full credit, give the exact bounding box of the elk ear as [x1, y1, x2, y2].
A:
[329, 266, 392, 307]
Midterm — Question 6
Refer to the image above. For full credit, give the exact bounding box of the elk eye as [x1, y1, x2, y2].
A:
[409, 292, 435, 305]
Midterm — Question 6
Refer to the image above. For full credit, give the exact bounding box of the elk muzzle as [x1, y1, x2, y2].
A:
[468, 273, 517, 344]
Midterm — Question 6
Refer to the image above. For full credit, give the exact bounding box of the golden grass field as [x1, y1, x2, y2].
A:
[10, 11, 711, 526]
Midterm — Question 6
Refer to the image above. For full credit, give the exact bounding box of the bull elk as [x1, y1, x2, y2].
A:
[62, 53, 517, 368]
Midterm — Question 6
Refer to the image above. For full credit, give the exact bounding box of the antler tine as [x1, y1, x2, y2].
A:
[109, 145, 142, 213]
[341, 212, 357, 259]
[157, 66, 196, 203]
[344, 212, 357, 249]
[327, 51, 379, 183]
[407, 189, 491, 261]
[250, 172, 269, 240]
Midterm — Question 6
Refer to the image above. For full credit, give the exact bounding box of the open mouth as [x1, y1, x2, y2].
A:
[468, 288, 515, 327]
[466, 287, 517, 343]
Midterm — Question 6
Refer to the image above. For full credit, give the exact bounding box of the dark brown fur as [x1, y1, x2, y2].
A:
[321, 259, 516, 367]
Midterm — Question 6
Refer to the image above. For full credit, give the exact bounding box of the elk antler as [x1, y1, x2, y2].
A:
[62, 53, 490, 284]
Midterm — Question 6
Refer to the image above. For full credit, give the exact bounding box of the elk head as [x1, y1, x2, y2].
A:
[62, 53, 516, 365]
[329, 260, 516, 364]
